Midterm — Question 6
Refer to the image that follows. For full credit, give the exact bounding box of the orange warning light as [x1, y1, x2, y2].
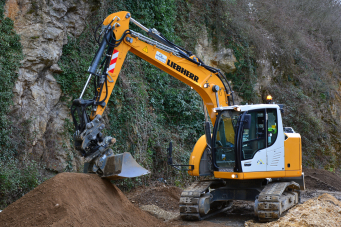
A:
[266, 95, 272, 101]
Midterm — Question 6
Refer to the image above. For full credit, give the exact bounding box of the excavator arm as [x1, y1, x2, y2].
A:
[71, 11, 234, 179]
[92, 11, 233, 123]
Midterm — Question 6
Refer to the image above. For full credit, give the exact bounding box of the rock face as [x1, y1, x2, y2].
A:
[195, 30, 237, 74]
[4, 0, 237, 174]
[195, 30, 241, 103]
[4, 0, 99, 172]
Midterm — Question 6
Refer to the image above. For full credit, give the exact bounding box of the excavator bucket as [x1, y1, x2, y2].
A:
[84, 152, 149, 180]
[103, 152, 149, 180]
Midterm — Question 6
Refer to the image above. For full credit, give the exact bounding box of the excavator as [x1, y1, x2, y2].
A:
[71, 11, 305, 222]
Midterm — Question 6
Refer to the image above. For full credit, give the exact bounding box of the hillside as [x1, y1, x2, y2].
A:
[0, 0, 341, 210]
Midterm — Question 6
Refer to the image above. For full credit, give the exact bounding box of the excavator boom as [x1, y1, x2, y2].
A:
[91, 11, 234, 123]
[71, 11, 233, 179]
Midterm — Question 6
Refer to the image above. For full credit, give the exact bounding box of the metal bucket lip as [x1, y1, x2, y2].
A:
[103, 152, 149, 180]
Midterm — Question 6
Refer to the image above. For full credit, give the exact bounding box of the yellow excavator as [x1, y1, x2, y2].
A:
[71, 11, 305, 222]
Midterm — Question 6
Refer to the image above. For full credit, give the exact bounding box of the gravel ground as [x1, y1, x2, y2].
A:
[124, 169, 341, 227]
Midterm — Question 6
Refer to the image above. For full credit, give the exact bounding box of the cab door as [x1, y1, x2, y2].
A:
[266, 108, 285, 171]
[240, 109, 267, 172]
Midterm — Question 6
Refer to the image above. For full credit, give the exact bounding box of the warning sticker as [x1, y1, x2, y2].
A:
[142, 46, 148, 53]
[155, 51, 167, 64]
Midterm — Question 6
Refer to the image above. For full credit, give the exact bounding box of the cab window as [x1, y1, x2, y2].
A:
[241, 110, 266, 160]
[267, 109, 278, 146]
[214, 111, 242, 169]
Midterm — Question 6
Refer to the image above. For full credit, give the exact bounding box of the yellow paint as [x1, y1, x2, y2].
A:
[243, 171, 285, 179]
[285, 170, 302, 177]
[223, 118, 235, 144]
[188, 135, 207, 176]
[284, 133, 302, 171]
[90, 44, 131, 119]
[214, 171, 243, 179]
[92, 11, 230, 124]
[214, 171, 287, 179]
[214, 169, 302, 180]
[142, 46, 148, 53]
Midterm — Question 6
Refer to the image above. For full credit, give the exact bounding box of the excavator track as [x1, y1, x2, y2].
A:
[179, 180, 232, 221]
[255, 181, 301, 222]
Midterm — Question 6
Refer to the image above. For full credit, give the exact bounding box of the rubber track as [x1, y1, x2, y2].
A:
[179, 180, 228, 220]
[256, 181, 300, 222]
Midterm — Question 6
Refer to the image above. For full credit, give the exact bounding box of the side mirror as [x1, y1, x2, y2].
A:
[167, 142, 172, 165]
[205, 122, 212, 149]
[244, 114, 251, 129]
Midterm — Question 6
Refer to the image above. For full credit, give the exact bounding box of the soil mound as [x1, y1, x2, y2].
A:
[126, 185, 182, 212]
[0, 173, 164, 227]
[245, 193, 341, 227]
[304, 169, 341, 191]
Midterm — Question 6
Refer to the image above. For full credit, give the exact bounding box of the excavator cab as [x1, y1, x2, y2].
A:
[211, 104, 285, 174]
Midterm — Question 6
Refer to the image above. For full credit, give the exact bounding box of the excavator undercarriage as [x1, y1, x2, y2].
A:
[180, 180, 302, 221]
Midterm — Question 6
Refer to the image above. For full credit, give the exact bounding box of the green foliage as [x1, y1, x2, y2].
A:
[0, 0, 22, 154]
[57, 0, 204, 188]
[0, 159, 42, 209]
[208, 0, 341, 169]
[58, 0, 341, 189]
[225, 39, 257, 103]
[107, 0, 179, 42]
[56, 32, 99, 101]
[0, 1, 44, 209]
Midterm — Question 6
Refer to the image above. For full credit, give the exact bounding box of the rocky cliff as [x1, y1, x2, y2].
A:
[4, 0, 100, 172]
[3, 0, 341, 176]
[3, 0, 238, 174]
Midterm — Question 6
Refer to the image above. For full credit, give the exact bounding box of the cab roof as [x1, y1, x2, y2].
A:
[214, 104, 282, 112]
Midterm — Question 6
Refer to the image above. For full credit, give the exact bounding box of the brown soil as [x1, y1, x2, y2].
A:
[0, 173, 165, 227]
[1, 169, 341, 227]
[125, 169, 341, 226]
[304, 169, 341, 191]
[126, 185, 182, 212]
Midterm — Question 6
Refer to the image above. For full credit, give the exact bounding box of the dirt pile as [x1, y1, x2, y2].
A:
[0, 173, 164, 227]
[304, 169, 341, 191]
[245, 193, 341, 227]
[126, 185, 182, 212]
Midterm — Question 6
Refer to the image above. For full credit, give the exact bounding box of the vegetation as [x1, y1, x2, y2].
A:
[53, 0, 341, 187]
[221, 0, 341, 169]
[2, 0, 341, 208]
[57, 0, 205, 189]
[0, 0, 43, 209]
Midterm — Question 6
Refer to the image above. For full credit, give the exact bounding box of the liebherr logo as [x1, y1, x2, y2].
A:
[167, 60, 199, 82]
